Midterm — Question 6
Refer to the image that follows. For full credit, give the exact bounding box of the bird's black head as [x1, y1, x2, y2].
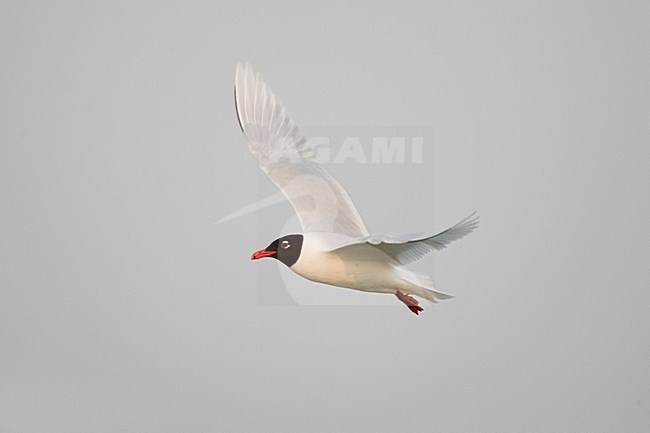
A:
[250, 234, 303, 268]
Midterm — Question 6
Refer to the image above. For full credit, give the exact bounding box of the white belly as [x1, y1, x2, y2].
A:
[290, 233, 401, 294]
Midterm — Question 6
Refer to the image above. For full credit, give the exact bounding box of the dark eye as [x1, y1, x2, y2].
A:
[281, 240, 290, 249]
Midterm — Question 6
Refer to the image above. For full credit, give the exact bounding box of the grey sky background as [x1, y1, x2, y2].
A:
[2, 1, 649, 432]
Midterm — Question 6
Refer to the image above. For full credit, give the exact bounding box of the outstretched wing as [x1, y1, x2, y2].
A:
[234, 63, 368, 237]
[329, 212, 479, 265]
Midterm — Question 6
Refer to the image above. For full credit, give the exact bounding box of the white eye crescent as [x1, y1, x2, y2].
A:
[281, 240, 291, 249]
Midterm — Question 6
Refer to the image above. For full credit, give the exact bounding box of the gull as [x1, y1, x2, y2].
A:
[236, 63, 478, 314]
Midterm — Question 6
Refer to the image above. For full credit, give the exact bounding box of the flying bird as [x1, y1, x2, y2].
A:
[235, 63, 478, 315]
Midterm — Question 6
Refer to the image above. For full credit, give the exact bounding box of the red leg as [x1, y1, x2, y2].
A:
[395, 290, 423, 315]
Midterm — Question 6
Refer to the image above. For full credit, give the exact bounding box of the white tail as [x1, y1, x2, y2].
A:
[394, 267, 453, 303]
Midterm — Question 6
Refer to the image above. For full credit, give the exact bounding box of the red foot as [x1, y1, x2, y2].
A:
[395, 291, 424, 315]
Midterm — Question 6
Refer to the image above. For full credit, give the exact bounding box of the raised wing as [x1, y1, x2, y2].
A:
[329, 212, 479, 265]
[234, 63, 368, 237]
